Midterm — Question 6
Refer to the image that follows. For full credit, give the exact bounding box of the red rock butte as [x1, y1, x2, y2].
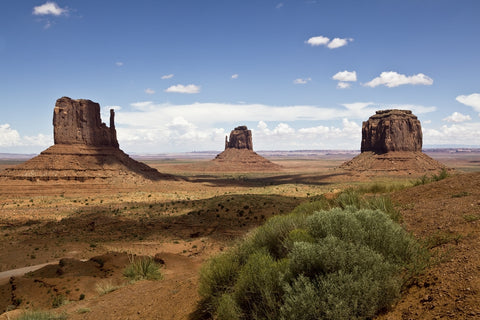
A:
[0, 97, 168, 182]
[213, 126, 281, 171]
[341, 109, 448, 176]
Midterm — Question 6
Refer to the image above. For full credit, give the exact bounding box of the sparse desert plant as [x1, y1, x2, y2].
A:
[51, 294, 67, 308]
[197, 205, 428, 320]
[17, 310, 67, 320]
[96, 279, 122, 295]
[414, 168, 450, 186]
[77, 307, 91, 314]
[123, 255, 163, 281]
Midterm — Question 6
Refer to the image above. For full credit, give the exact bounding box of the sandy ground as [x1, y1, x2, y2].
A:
[0, 152, 479, 319]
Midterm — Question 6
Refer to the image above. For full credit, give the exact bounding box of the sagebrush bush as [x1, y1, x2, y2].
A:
[197, 198, 428, 320]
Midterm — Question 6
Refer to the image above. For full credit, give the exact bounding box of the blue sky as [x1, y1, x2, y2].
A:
[1, 0, 480, 153]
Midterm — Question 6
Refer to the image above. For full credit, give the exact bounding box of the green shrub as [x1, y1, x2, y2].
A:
[197, 206, 427, 320]
[123, 256, 163, 281]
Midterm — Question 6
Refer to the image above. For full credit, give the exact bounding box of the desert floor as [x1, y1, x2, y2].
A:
[0, 151, 479, 319]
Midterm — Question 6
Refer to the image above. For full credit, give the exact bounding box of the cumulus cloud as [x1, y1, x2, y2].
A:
[306, 36, 330, 46]
[161, 74, 174, 80]
[456, 93, 480, 114]
[332, 71, 357, 89]
[231, 74, 239, 79]
[33, 2, 67, 16]
[0, 124, 21, 147]
[254, 119, 362, 150]
[423, 122, 480, 146]
[0, 124, 52, 150]
[306, 36, 352, 49]
[165, 84, 200, 94]
[443, 112, 471, 123]
[293, 77, 311, 84]
[364, 71, 433, 88]
[328, 38, 353, 49]
[101, 101, 439, 152]
[332, 71, 357, 82]
[145, 88, 155, 95]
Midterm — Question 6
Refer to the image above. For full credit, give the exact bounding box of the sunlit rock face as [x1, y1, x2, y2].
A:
[224, 126, 253, 150]
[361, 109, 422, 153]
[53, 96, 119, 148]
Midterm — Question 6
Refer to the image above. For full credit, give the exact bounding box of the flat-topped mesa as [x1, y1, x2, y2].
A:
[53, 96, 119, 148]
[225, 125, 253, 150]
[361, 109, 422, 153]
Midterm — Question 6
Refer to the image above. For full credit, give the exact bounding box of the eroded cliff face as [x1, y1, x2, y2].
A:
[225, 126, 253, 150]
[361, 109, 422, 153]
[53, 97, 119, 148]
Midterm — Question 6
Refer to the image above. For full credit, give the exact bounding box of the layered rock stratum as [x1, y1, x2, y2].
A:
[1, 97, 167, 182]
[341, 109, 447, 176]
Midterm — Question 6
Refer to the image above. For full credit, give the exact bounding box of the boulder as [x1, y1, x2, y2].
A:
[361, 109, 422, 153]
[225, 126, 253, 150]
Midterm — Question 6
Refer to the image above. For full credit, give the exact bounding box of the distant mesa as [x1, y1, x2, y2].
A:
[1, 97, 168, 182]
[341, 109, 448, 175]
[213, 125, 281, 171]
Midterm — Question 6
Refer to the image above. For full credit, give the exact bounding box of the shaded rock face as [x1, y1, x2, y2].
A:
[361, 110, 422, 153]
[53, 97, 119, 148]
[225, 126, 253, 150]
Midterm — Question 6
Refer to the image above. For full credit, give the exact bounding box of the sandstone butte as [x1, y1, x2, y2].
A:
[0, 97, 168, 182]
[213, 126, 281, 171]
[341, 109, 447, 175]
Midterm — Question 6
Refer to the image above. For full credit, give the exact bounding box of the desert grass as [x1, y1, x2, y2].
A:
[96, 279, 124, 295]
[123, 255, 163, 281]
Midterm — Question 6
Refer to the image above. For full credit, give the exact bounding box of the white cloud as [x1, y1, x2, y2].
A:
[332, 70, 357, 82]
[456, 93, 480, 114]
[423, 122, 480, 146]
[443, 112, 471, 123]
[103, 101, 439, 152]
[161, 74, 174, 80]
[0, 124, 52, 149]
[231, 74, 239, 79]
[0, 124, 21, 147]
[276, 3, 284, 9]
[115, 61, 124, 67]
[364, 71, 433, 88]
[306, 36, 352, 49]
[306, 36, 330, 46]
[336, 82, 351, 89]
[145, 88, 155, 95]
[165, 84, 200, 94]
[254, 119, 362, 150]
[293, 77, 311, 84]
[33, 2, 67, 16]
[328, 38, 353, 49]
[333, 71, 356, 89]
